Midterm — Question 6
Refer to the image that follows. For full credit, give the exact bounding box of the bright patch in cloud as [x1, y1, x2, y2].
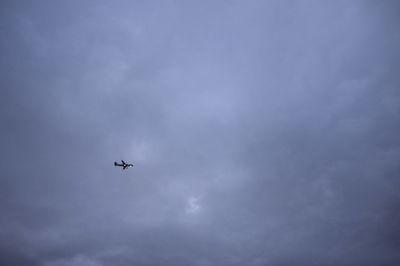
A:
[186, 196, 201, 214]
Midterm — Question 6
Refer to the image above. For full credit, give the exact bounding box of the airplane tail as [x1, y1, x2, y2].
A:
[114, 162, 118, 166]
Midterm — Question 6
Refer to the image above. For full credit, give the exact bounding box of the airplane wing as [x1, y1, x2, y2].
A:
[121, 160, 126, 164]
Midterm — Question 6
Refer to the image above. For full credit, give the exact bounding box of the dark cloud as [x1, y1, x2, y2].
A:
[1, 1, 399, 265]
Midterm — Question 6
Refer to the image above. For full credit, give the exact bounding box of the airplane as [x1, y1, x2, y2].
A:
[114, 160, 133, 170]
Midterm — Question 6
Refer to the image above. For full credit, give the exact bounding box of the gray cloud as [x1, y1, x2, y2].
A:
[1, 1, 399, 265]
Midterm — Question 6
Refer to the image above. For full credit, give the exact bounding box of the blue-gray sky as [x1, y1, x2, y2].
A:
[1, 1, 400, 265]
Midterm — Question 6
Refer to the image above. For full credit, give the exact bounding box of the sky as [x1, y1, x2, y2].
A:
[0, 1, 400, 265]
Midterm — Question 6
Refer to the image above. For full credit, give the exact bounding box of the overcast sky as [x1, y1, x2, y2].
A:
[1, 1, 400, 265]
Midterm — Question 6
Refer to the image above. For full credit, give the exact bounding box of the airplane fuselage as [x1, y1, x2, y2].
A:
[114, 160, 133, 169]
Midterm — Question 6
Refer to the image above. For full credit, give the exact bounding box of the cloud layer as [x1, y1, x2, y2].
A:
[1, 1, 400, 265]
